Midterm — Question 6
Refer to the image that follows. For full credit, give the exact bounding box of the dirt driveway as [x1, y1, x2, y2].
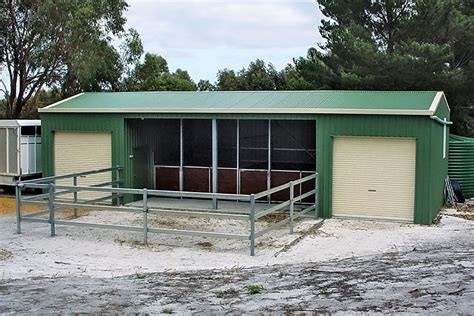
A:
[1, 203, 473, 314]
[1, 240, 473, 314]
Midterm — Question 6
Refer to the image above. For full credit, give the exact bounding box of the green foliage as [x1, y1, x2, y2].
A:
[125, 53, 196, 91]
[0, 0, 142, 118]
[298, 0, 473, 136]
[215, 288, 239, 298]
[216, 60, 280, 91]
[23, 88, 62, 118]
[245, 284, 265, 295]
[239, 59, 279, 90]
[161, 307, 174, 314]
[216, 69, 241, 91]
[197, 80, 216, 91]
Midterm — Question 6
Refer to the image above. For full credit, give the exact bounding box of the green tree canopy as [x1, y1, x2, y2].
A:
[125, 53, 196, 91]
[291, 0, 473, 135]
[197, 80, 216, 91]
[215, 59, 281, 91]
[0, 0, 142, 118]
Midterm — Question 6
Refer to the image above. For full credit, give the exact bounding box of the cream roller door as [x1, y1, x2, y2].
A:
[332, 137, 416, 222]
[54, 132, 112, 200]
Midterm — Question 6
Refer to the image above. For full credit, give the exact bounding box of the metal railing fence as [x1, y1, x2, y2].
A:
[16, 166, 318, 256]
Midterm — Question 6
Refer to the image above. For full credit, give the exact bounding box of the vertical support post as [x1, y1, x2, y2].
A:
[179, 119, 184, 194]
[25, 136, 29, 174]
[299, 171, 303, 197]
[208, 168, 211, 193]
[15, 182, 22, 234]
[33, 128, 37, 173]
[250, 194, 256, 256]
[73, 176, 78, 218]
[143, 188, 148, 245]
[267, 120, 271, 204]
[289, 181, 294, 234]
[236, 119, 240, 196]
[48, 183, 55, 236]
[5, 127, 9, 173]
[315, 173, 319, 218]
[212, 119, 218, 209]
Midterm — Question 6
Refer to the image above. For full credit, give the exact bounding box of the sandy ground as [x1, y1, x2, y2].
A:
[1, 242, 472, 314]
[0, 195, 44, 215]
[0, 205, 473, 313]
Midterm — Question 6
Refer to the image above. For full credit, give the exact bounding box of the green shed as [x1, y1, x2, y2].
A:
[39, 90, 451, 224]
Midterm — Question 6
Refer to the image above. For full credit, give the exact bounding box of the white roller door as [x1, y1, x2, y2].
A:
[332, 137, 416, 222]
[54, 132, 112, 200]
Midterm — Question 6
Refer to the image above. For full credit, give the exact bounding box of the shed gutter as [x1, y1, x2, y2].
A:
[38, 108, 435, 116]
[430, 115, 453, 125]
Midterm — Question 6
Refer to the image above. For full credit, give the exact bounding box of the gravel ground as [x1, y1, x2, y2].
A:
[1, 206, 473, 314]
[1, 240, 472, 314]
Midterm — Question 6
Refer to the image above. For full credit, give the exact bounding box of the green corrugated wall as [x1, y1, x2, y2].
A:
[40, 113, 126, 180]
[41, 103, 449, 224]
[449, 134, 474, 198]
[314, 113, 448, 225]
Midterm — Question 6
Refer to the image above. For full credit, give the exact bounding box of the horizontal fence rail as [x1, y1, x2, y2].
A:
[16, 166, 319, 256]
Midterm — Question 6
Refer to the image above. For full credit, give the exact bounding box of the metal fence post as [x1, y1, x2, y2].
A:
[73, 176, 78, 218]
[250, 194, 256, 256]
[116, 166, 123, 206]
[143, 188, 148, 245]
[15, 182, 22, 234]
[289, 181, 294, 234]
[315, 174, 319, 218]
[48, 183, 55, 236]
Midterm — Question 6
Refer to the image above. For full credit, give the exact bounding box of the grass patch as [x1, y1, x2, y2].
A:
[245, 284, 265, 295]
[161, 307, 174, 314]
[130, 240, 145, 247]
[148, 218, 180, 228]
[260, 214, 287, 223]
[63, 208, 91, 219]
[197, 241, 213, 250]
[114, 238, 145, 248]
[0, 249, 13, 260]
[215, 288, 239, 298]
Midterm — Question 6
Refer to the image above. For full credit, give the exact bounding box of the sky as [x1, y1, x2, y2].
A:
[124, 0, 324, 82]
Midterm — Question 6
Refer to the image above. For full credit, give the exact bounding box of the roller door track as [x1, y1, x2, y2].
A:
[332, 137, 416, 222]
[54, 132, 112, 200]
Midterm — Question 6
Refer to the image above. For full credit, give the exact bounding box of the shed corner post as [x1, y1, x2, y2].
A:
[15, 181, 22, 234]
[315, 173, 319, 218]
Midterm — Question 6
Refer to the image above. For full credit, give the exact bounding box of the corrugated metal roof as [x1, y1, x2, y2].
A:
[0, 120, 41, 127]
[39, 90, 444, 115]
